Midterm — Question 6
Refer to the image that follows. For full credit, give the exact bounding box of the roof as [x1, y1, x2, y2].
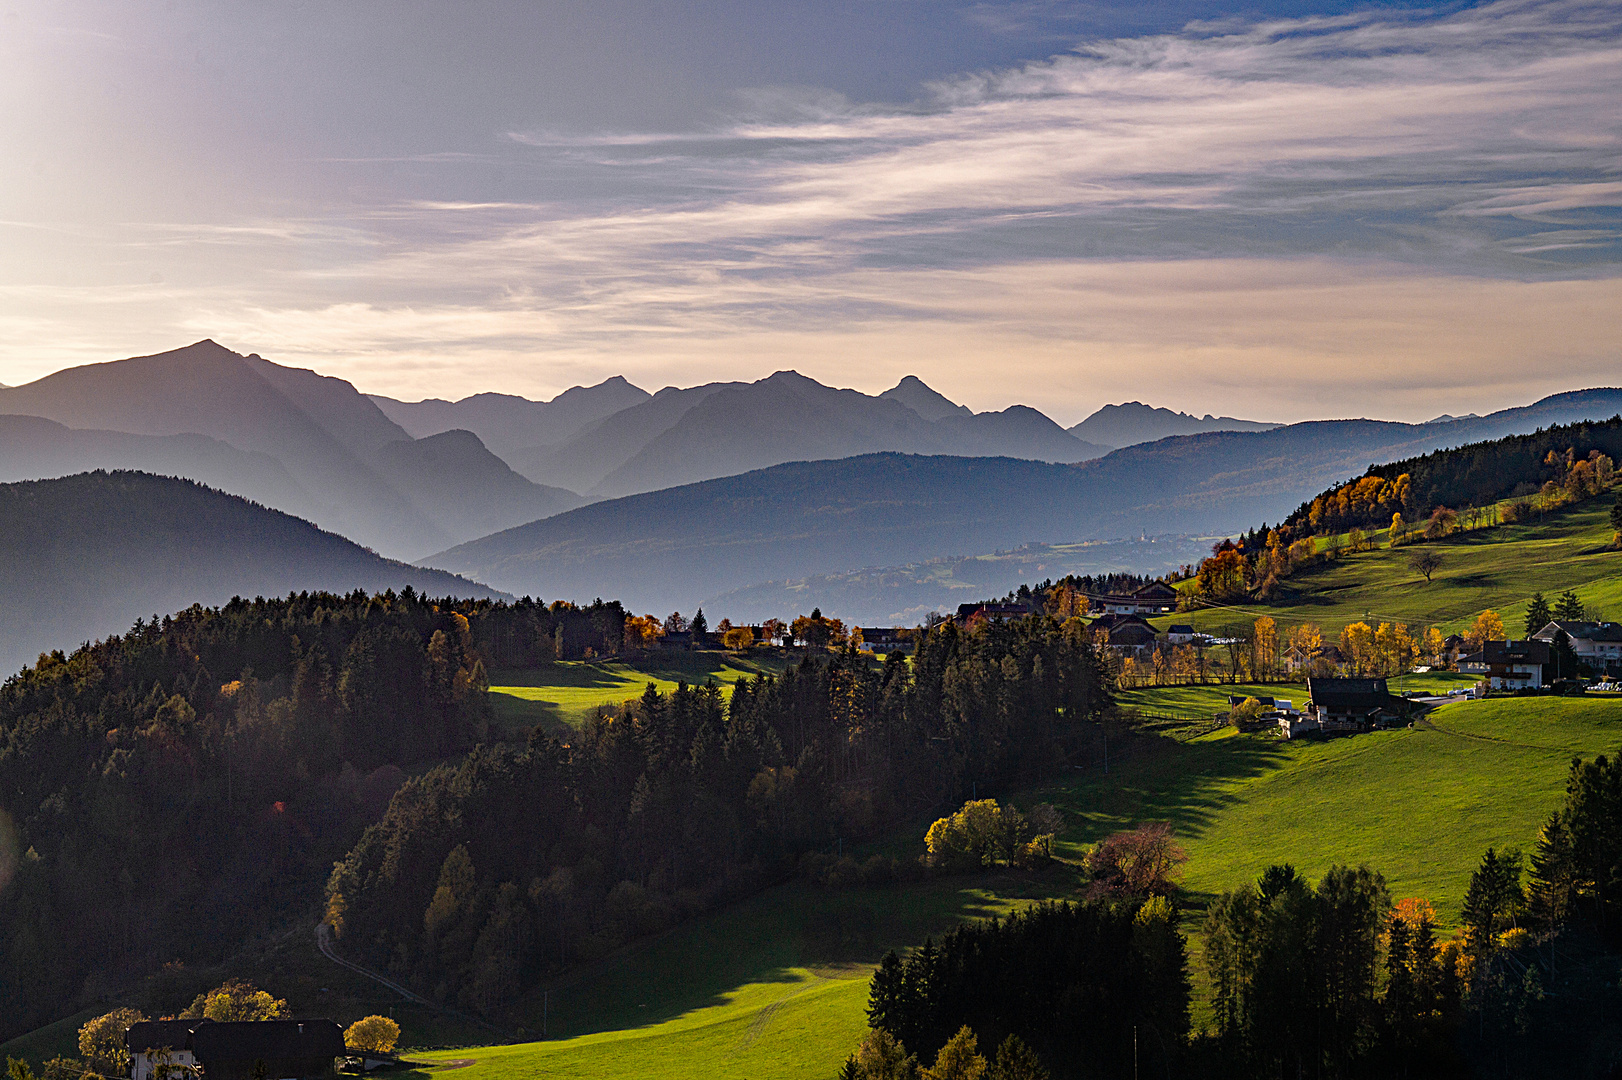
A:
[1534, 620, 1622, 643]
[1133, 582, 1179, 599]
[1307, 677, 1396, 713]
[1167, 624, 1196, 635]
[956, 602, 1031, 620]
[127, 1020, 204, 1053]
[190, 1020, 346, 1063]
[1474, 639, 1552, 665]
[1103, 623, 1158, 646]
[1092, 612, 1154, 631]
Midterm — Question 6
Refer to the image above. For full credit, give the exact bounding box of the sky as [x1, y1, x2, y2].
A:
[1, 0, 1618, 425]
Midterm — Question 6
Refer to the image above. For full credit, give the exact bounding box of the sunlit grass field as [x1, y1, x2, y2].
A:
[487, 650, 792, 735]
[402, 693, 1622, 1080]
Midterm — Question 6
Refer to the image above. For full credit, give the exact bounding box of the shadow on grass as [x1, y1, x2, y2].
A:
[507, 864, 1082, 1040]
[1036, 732, 1292, 850]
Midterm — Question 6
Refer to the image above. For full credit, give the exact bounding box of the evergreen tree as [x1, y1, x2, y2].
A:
[1554, 589, 1586, 622]
[987, 1037, 1048, 1080]
[1523, 593, 1552, 637]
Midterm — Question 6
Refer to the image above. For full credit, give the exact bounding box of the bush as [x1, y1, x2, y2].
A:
[1084, 823, 1188, 898]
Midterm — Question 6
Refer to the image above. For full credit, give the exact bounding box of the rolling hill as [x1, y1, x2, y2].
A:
[0, 470, 504, 675]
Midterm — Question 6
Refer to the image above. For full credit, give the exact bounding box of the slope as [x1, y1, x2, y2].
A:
[388, 694, 1622, 1080]
[0, 470, 504, 675]
[370, 430, 585, 541]
[0, 414, 323, 523]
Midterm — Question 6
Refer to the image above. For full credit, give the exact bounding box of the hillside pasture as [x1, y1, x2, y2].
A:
[398, 694, 1620, 1080]
[1173, 496, 1622, 639]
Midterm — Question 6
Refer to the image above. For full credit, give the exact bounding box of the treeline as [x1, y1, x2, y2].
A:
[1287, 416, 1622, 538]
[327, 617, 1114, 1012]
[0, 589, 613, 1040]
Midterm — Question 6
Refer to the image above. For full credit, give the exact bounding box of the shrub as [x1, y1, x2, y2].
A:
[1084, 823, 1188, 898]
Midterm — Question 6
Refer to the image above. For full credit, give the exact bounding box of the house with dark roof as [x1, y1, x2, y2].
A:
[1090, 612, 1158, 651]
[858, 627, 913, 653]
[128, 1020, 345, 1080]
[1280, 677, 1404, 738]
[1166, 624, 1198, 645]
[1095, 582, 1179, 616]
[1531, 621, 1622, 675]
[1458, 640, 1552, 690]
[127, 1020, 202, 1080]
[955, 601, 1033, 624]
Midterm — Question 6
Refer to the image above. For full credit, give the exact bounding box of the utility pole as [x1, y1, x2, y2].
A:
[544, 990, 548, 1039]
[1133, 1024, 1139, 1080]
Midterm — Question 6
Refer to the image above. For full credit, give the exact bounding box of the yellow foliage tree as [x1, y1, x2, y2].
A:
[344, 1016, 401, 1054]
[181, 980, 288, 1022]
[1252, 617, 1278, 678]
[79, 1009, 146, 1077]
[924, 1027, 986, 1080]
[1423, 626, 1446, 667]
[722, 626, 755, 651]
[1466, 610, 1505, 650]
[1339, 622, 1376, 674]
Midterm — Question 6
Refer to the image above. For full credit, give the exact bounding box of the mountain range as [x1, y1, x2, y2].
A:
[428, 388, 1622, 617]
[0, 341, 580, 559]
[378, 370, 1113, 496]
[1069, 401, 1280, 448]
[0, 471, 503, 675]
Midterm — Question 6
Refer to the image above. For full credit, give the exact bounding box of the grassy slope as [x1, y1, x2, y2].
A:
[404, 694, 1622, 1080]
[487, 650, 791, 735]
[1169, 495, 1622, 638]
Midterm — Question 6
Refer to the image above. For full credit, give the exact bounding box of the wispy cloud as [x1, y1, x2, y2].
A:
[1, 0, 1619, 417]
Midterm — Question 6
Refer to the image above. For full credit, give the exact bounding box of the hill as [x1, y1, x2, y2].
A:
[1070, 401, 1280, 448]
[0, 341, 582, 559]
[0, 470, 504, 674]
[358, 694, 1619, 1080]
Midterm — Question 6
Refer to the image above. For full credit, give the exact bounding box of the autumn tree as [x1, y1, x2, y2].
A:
[181, 980, 288, 1022]
[1252, 616, 1278, 679]
[343, 1016, 400, 1054]
[722, 626, 755, 651]
[1196, 550, 1247, 599]
[1340, 622, 1376, 674]
[1465, 610, 1505, 650]
[623, 614, 666, 650]
[761, 617, 786, 646]
[1084, 822, 1188, 898]
[924, 1027, 986, 1080]
[1423, 627, 1446, 668]
[78, 1009, 145, 1078]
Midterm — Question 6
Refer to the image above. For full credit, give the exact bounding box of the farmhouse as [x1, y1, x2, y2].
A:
[127, 1020, 200, 1080]
[1090, 613, 1158, 650]
[1458, 639, 1551, 690]
[1279, 677, 1403, 738]
[1165, 624, 1199, 645]
[1531, 620, 1622, 676]
[127, 1020, 345, 1080]
[859, 627, 913, 653]
[1095, 582, 1179, 616]
[955, 602, 1033, 624]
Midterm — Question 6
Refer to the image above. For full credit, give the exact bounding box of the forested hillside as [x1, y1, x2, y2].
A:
[0, 590, 623, 1039]
[0, 471, 504, 675]
[329, 617, 1113, 1014]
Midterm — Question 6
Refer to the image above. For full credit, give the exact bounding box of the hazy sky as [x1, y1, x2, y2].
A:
[2, 0, 1618, 424]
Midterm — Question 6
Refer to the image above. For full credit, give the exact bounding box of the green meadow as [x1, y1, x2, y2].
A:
[1168, 495, 1622, 639]
[395, 693, 1622, 1080]
[487, 650, 792, 736]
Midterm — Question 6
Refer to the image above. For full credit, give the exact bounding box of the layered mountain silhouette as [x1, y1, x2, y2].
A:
[0, 341, 580, 559]
[0, 471, 504, 676]
[428, 388, 1622, 615]
[368, 375, 651, 457]
[448, 371, 1109, 496]
[1069, 401, 1280, 448]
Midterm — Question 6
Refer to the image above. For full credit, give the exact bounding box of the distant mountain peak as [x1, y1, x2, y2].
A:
[881, 374, 972, 422]
[1069, 401, 1279, 449]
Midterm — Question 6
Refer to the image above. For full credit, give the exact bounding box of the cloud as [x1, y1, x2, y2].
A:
[1, 0, 1619, 415]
